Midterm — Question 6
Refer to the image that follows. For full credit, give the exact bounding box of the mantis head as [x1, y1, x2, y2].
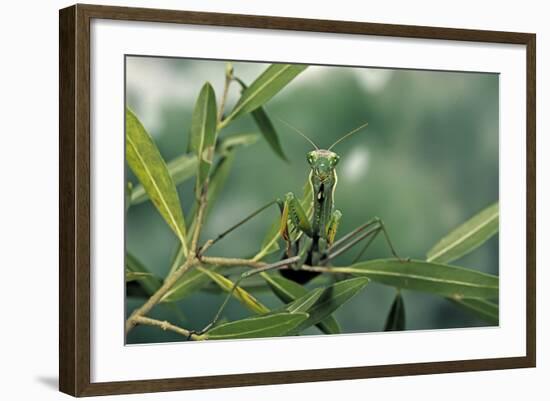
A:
[276, 118, 369, 182]
[307, 149, 340, 182]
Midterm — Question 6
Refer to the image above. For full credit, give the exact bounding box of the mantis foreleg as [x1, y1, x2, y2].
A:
[279, 192, 313, 241]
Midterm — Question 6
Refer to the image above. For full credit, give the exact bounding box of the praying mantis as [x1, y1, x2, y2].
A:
[194, 119, 406, 335]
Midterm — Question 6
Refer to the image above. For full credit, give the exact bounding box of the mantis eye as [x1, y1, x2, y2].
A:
[330, 155, 340, 166]
[306, 153, 315, 164]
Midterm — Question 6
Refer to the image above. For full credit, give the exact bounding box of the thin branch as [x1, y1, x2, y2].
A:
[217, 65, 233, 125]
[302, 265, 343, 274]
[190, 191, 208, 254]
[125, 258, 197, 334]
[200, 256, 264, 268]
[133, 316, 203, 341]
[125, 65, 247, 340]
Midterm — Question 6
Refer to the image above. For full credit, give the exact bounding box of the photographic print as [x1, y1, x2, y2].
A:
[59, 6, 535, 395]
[124, 57, 499, 345]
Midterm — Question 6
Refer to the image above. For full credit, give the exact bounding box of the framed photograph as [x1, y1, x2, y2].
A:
[59, 4, 536, 397]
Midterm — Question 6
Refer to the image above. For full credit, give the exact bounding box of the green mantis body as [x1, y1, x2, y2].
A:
[277, 148, 342, 283]
[195, 121, 404, 335]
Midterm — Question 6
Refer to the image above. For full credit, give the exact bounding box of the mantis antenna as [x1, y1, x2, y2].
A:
[328, 121, 369, 150]
[276, 117, 319, 150]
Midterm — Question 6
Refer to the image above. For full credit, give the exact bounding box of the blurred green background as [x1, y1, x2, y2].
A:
[125, 56, 499, 344]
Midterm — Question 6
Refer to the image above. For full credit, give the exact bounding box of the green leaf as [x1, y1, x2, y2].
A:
[190, 83, 218, 196]
[187, 132, 258, 235]
[125, 270, 153, 282]
[251, 107, 288, 161]
[202, 277, 273, 293]
[290, 277, 369, 334]
[130, 154, 198, 205]
[450, 298, 499, 325]
[125, 252, 162, 295]
[125, 182, 132, 213]
[203, 312, 309, 340]
[334, 259, 498, 299]
[427, 202, 499, 264]
[188, 150, 236, 231]
[256, 219, 281, 259]
[284, 288, 325, 314]
[166, 241, 188, 278]
[126, 108, 188, 252]
[261, 273, 341, 334]
[207, 134, 259, 214]
[161, 265, 222, 303]
[205, 152, 235, 216]
[234, 79, 288, 162]
[217, 133, 260, 155]
[384, 292, 405, 331]
[224, 64, 307, 125]
[131, 134, 257, 206]
[198, 267, 270, 315]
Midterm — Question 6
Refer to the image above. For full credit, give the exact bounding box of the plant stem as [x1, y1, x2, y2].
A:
[301, 265, 344, 274]
[190, 191, 208, 254]
[217, 63, 233, 124]
[200, 256, 264, 268]
[133, 316, 203, 341]
[124, 254, 264, 336]
[125, 258, 197, 334]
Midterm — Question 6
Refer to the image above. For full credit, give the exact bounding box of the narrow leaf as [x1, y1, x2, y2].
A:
[427, 203, 499, 264]
[202, 277, 273, 293]
[166, 241, 188, 278]
[450, 298, 499, 325]
[190, 83, 218, 196]
[130, 154, 198, 205]
[125, 252, 162, 295]
[256, 219, 281, 259]
[188, 150, 236, 230]
[224, 64, 307, 125]
[161, 265, 221, 303]
[251, 108, 288, 161]
[217, 133, 260, 155]
[125, 182, 132, 213]
[126, 108, 187, 252]
[131, 134, 257, 206]
[235, 79, 288, 161]
[204, 312, 308, 340]
[284, 288, 325, 313]
[204, 152, 235, 217]
[384, 292, 406, 331]
[261, 273, 341, 334]
[335, 259, 498, 299]
[125, 270, 154, 282]
[290, 277, 370, 334]
[187, 132, 258, 236]
[198, 267, 270, 315]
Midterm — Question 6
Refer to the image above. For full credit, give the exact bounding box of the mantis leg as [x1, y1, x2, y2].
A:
[192, 255, 302, 336]
[309, 209, 342, 266]
[328, 217, 380, 251]
[279, 192, 321, 283]
[279, 192, 313, 241]
[326, 217, 406, 263]
[198, 199, 281, 256]
[326, 209, 342, 247]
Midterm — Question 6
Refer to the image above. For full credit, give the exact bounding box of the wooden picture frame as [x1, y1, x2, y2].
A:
[59, 3, 536, 396]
